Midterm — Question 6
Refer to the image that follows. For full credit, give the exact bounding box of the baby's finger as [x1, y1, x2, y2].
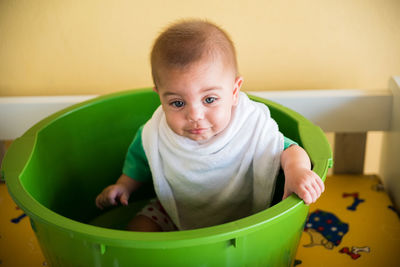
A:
[282, 187, 291, 200]
[119, 193, 129, 206]
[95, 195, 104, 210]
[98, 192, 115, 209]
[316, 177, 325, 193]
[298, 186, 312, 205]
[96, 201, 103, 210]
[311, 182, 322, 200]
[108, 195, 118, 206]
[305, 184, 317, 204]
[106, 188, 120, 206]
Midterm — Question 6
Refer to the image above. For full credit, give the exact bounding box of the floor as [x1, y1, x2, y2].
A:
[294, 174, 400, 266]
[0, 174, 399, 266]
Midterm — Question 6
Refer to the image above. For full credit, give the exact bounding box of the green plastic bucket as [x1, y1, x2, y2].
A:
[2, 89, 332, 267]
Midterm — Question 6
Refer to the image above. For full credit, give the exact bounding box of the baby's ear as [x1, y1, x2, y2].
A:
[233, 77, 244, 105]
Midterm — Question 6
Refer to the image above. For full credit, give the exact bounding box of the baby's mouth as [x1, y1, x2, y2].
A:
[188, 128, 208, 135]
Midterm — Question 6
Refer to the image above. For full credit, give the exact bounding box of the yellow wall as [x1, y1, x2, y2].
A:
[0, 0, 399, 96]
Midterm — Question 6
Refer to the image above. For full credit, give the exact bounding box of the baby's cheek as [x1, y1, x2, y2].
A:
[165, 116, 184, 135]
[212, 108, 232, 132]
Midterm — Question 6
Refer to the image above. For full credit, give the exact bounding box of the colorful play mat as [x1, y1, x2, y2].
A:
[1, 174, 399, 266]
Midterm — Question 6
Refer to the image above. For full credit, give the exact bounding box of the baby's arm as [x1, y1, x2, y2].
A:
[95, 174, 143, 209]
[280, 145, 325, 204]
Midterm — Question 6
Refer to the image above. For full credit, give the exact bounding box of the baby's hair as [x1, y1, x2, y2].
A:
[151, 19, 238, 87]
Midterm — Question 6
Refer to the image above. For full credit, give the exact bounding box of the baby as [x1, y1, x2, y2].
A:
[96, 19, 324, 232]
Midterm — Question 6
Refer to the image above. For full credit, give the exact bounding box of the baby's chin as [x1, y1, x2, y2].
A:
[185, 130, 227, 144]
[186, 133, 213, 142]
[183, 130, 220, 143]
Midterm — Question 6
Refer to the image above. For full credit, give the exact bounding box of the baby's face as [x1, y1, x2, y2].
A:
[155, 58, 243, 141]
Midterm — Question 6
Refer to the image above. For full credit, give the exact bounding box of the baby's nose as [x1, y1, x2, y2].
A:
[187, 105, 204, 122]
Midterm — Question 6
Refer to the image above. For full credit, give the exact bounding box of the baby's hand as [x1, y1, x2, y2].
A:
[95, 184, 130, 210]
[282, 167, 325, 205]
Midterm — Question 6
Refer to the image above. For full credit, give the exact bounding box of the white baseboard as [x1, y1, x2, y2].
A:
[0, 95, 97, 140]
[0, 84, 396, 140]
[249, 89, 392, 132]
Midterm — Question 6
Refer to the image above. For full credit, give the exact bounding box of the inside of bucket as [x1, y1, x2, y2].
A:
[86, 169, 286, 230]
[18, 92, 300, 230]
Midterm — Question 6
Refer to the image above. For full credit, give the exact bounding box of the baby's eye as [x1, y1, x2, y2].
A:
[204, 97, 217, 104]
[171, 100, 185, 108]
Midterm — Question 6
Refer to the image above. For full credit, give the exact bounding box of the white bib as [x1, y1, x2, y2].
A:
[142, 93, 284, 230]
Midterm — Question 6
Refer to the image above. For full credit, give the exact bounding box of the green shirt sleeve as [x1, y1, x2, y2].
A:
[284, 136, 298, 150]
[122, 126, 152, 182]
